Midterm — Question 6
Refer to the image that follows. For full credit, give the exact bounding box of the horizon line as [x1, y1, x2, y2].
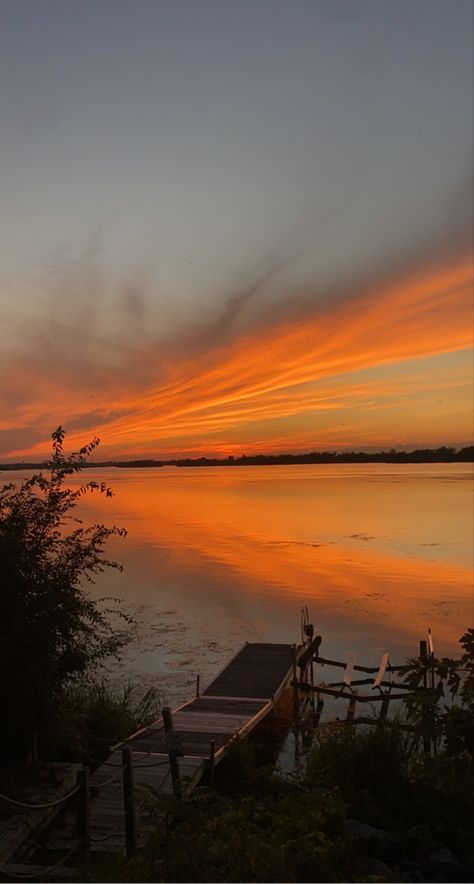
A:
[1, 443, 473, 470]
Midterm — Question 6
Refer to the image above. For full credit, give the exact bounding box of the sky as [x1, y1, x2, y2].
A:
[0, 0, 473, 461]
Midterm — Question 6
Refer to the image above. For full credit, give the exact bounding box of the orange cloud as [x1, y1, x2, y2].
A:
[2, 255, 473, 458]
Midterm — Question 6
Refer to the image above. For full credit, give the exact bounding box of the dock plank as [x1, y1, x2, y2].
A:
[86, 642, 294, 854]
[203, 643, 294, 699]
[187, 697, 267, 715]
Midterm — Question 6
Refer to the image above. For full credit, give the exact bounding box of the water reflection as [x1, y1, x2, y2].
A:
[8, 464, 472, 704]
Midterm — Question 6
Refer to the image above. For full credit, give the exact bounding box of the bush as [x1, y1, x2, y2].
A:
[402, 628, 474, 756]
[307, 720, 419, 829]
[44, 679, 162, 766]
[0, 427, 129, 762]
[130, 756, 347, 883]
[119, 634, 474, 882]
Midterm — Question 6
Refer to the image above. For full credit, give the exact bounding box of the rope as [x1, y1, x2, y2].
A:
[83, 744, 170, 777]
[83, 727, 118, 744]
[0, 786, 79, 811]
[0, 847, 76, 880]
[90, 828, 120, 843]
[154, 766, 172, 794]
[106, 746, 166, 767]
[87, 743, 170, 768]
[92, 769, 124, 790]
[84, 735, 167, 767]
[81, 751, 124, 768]
[133, 758, 170, 769]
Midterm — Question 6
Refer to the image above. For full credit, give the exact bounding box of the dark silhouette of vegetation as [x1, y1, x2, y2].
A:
[0, 458, 164, 471]
[126, 741, 348, 883]
[0, 445, 472, 472]
[174, 445, 474, 467]
[116, 632, 474, 883]
[0, 427, 131, 763]
[116, 459, 164, 468]
[46, 679, 161, 767]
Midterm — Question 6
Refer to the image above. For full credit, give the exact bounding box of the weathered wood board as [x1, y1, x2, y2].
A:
[86, 642, 296, 854]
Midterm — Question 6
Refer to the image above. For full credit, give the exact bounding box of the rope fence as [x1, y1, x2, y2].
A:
[0, 786, 79, 812]
[90, 828, 120, 844]
[0, 847, 76, 881]
[91, 768, 124, 790]
[133, 758, 170, 769]
[0, 708, 218, 870]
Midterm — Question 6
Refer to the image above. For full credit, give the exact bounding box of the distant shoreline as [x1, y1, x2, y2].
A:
[1, 445, 472, 471]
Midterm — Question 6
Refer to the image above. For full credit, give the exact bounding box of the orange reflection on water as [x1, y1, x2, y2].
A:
[78, 465, 473, 654]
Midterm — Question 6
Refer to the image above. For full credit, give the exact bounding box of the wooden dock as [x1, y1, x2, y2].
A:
[3, 620, 423, 878]
[87, 642, 297, 853]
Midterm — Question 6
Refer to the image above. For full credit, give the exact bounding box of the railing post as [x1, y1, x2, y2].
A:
[419, 640, 431, 755]
[122, 746, 137, 859]
[76, 767, 90, 865]
[420, 640, 427, 666]
[379, 697, 389, 723]
[346, 696, 357, 724]
[208, 740, 216, 788]
[292, 644, 299, 724]
[315, 695, 324, 725]
[309, 628, 315, 710]
[162, 706, 174, 733]
[162, 707, 181, 798]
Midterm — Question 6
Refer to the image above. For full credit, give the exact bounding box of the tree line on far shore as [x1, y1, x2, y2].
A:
[1, 444, 473, 471]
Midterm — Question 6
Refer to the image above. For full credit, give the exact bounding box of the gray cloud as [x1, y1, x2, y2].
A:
[0, 427, 44, 456]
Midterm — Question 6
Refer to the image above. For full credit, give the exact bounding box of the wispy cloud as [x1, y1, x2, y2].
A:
[2, 252, 472, 459]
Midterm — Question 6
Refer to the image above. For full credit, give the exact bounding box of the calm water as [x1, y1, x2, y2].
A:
[8, 463, 473, 705]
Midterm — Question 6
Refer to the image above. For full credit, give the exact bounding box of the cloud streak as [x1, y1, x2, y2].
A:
[1, 251, 472, 459]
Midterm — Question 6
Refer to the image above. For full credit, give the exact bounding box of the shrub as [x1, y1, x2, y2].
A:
[131, 760, 347, 883]
[45, 679, 162, 766]
[0, 427, 129, 762]
[307, 720, 419, 829]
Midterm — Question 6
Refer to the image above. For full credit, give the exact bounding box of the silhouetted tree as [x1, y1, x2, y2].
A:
[0, 427, 128, 761]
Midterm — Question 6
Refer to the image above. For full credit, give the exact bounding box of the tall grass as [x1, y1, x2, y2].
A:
[40, 679, 162, 766]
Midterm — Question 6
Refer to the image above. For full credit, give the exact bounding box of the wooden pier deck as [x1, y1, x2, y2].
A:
[88, 642, 296, 853]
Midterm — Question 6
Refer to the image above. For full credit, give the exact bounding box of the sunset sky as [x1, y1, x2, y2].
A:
[1, 0, 473, 461]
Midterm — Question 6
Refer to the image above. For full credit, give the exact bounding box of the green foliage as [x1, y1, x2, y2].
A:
[130, 761, 347, 883]
[401, 628, 474, 754]
[109, 634, 474, 883]
[305, 632, 474, 861]
[307, 720, 419, 829]
[397, 630, 474, 855]
[44, 679, 162, 766]
[0, 427, 129, 761]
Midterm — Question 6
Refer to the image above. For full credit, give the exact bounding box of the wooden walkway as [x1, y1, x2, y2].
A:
[88, 642, 296, 853]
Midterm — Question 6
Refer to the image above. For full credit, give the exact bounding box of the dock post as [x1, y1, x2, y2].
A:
[379, 697, 389, 724]
[196, 674, 200, 698]
[292, 644, 299, 724]
[163, 707, 181, 798]
[208, 740, 216, 788]
[270, 694, 275, 739]
[420, 640, 427, 668]
[315, 695, 324, 725]
[76, 766, 90, 865]
[122, 746, 137, 859]
[346, 696, 357, 724]
[162, 706, 175, 732]
[419, 640, 431, 755]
